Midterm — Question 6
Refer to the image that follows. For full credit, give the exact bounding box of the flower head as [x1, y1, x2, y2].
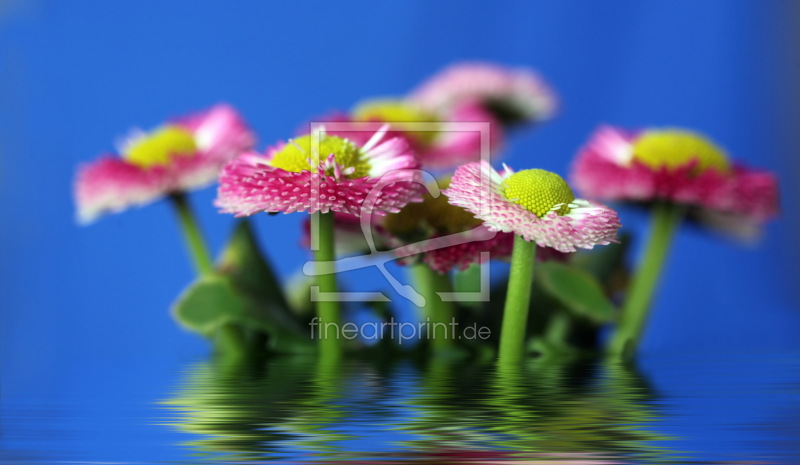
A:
[74, 104, 254, 223]
[570, 126, 779, 233]
[409, 61, 558, 128]
[444, 162, 621, 252]
[297, 180, 566, 274]
[315, 98, 503, 170]
[216, 125, 423, 217]
[381, 179, 515, 274]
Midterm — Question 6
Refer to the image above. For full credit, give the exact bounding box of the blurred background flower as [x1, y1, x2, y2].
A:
[74, 104, 254, 223]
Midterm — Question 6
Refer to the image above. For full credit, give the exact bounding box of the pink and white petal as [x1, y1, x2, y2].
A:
[573, 125, 781, 229]
[164, 104, 256, 194]
[306, 113, 377, 147]
[571, 126, 658, 202]
[419, 100, 505, 170]
[175, 104, 256, 162]
[167, 153, 232, 192]
[216, 155, 423, 217]
[443, 161, 530, 233]
[409, 62, 558, 122]
[74, 157, 167, 224]
[365, 136, 421, 177]
[721, 166, 779, 220]
[422, 228, 514, 273]
[445, 162, 621, 252]
[496, 201, 620, 252]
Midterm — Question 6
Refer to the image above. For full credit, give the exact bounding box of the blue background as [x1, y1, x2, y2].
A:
[2, 0, 798, 395]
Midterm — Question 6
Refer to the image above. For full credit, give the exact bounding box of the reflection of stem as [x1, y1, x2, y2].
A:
[169, 193, 214, 276]
[498, 236, 537, 364]
[287, 354, 349, 454]
[409, 264, 455, 350]
[608, 204, 683, 358]
[313, 211, 341, 357]
[489, 362, 543, 448]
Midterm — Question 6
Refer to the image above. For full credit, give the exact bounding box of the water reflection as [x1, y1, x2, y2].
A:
[163, 355, 687, 463]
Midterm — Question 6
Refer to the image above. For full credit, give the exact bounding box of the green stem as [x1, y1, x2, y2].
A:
[608, 203, 683, 358]
[313, 211, 341, 357]
[498, 236, 537, 364]
[169, 193, 214, 276]
[545, 312, 573, 349]
[170, 194, 247, 354]
[409, 264, 455, 350]
[214, 324, 247, 358]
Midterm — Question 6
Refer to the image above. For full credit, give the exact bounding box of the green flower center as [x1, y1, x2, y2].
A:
[353, 99, 440, 147]
[384, 179, 481, 239]
[269, 134, 371, 179]
[123, 126, 197, 168]
[502, 169, 575, 218]
[631, 129, 730, 174]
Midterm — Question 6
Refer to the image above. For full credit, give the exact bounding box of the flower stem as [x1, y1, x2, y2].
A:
[169, 193, 214, 277]
[313, 211, 341, 356]
[410, 264, 455, 350]
[608, 203, 683, 358]
[214, 324, 248, 358]
[498, 235, 537, 364]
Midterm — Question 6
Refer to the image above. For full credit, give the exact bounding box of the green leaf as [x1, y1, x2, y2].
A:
[537, 261, 617, 324]
[171, 219, 314, 355]
[217, 220, 289, 310]
[172, 274, 314, 354]
[172, 276, 246, 336]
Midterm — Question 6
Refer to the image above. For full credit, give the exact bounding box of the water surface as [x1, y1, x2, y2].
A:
[2, 353, 799, 464]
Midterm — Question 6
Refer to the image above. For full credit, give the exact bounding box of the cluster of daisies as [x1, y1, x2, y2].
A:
[74, 62, 779, 361]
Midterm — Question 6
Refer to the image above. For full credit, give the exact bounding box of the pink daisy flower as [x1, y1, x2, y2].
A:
[443, 161, 621, 253]
[571, 126, 780, 234]
[400, 228, 515, 275]
[409, 61, 558, 128]
[298, 194, 566, 274]
[74, 104, 255, 223]
[380, 180, 516, 274]
[311, 98, 503, 171]
[216, 125, 423, 217]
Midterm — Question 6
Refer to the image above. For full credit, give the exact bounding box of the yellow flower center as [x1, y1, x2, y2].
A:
[631, 129, 730, 174]
[124, 126, 198, 168]
[502, 169, 575, 218]
[269, 134, 371, 178]
[384, 180, 481, 239]
[353, 99, 440, 147]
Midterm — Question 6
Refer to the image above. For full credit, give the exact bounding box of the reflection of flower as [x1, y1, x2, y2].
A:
[164, 356, 680, 463]
[409, 61, 558, 128]
[216, 126, 422, 217]
[395, 358, 676, 462]
[74, 104, 255, 223]
[444, 161, 621, 252]
[571, 126, 779, 236]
